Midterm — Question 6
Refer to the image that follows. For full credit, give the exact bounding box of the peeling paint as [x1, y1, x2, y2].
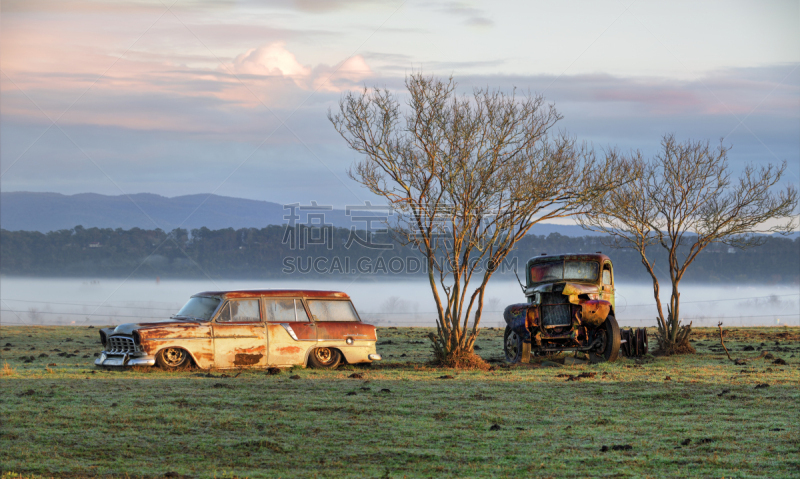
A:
[234, 353, 264, 366]
[276, 346, 302, 355]
[316, 322, 377, 341]
[578, 300, 611, 327]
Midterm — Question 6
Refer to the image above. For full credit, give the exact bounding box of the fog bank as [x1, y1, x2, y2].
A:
[1, 277, 797, 328]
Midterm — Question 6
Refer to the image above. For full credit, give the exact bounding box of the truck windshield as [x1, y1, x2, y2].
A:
[530, 261, 599, 283]
[173, 296, 221, 321]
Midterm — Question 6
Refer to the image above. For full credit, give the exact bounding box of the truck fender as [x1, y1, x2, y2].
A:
[578, 299, 611, 327]
[503, 303, 532, 343]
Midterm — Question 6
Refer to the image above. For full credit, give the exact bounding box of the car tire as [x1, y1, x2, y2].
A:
[308, 347, 342, 369]
[155, 347, 191, 370]
[589, 314, 621, 363]
[503, 326, 523, 363]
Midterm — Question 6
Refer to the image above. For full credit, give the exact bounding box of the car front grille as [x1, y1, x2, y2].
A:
[106, 336, 139, 354]
[541, 293, 572, 327]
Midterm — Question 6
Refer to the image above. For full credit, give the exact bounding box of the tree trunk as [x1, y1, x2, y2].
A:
[428, 273, 488, 368]
[654, 282, 694, 354]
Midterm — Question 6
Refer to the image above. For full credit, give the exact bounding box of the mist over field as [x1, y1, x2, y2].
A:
[1, 277, 797, 329]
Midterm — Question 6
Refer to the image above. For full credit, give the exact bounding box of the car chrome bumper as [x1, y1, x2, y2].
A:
[95, 352, 156, 367]
[368, 353, 382, 361]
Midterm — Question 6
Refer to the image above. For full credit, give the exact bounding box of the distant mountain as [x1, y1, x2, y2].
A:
[1, 192, 289, 232]
[0, 191, 593, 236]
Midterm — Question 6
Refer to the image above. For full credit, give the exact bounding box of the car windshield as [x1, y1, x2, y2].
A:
[307, 300, 360, 322]
[173, 296, 221, 321]
[530, 260, 599, 283]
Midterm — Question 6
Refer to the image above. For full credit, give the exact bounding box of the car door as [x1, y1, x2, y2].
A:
[600, 262, 615, 309]
[212, 298, 268, 368]
[264, 298, 317, 366]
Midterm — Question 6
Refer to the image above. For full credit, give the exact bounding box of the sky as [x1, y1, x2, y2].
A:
[1, 0, 799, 214]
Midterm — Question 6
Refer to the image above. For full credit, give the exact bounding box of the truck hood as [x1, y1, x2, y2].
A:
[525, 282, 599, 296]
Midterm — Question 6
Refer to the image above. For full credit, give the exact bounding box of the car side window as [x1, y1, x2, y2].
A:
[306, 300, 360, 322]
[603, 268, 612, 285]
[264, 299, 297, 322]
[217, 299, 261, 322]
[295, 299, 310, 322]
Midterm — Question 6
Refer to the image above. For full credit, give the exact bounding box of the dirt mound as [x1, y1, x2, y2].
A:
[432, 350, 491, 371]
[654, 341, 696, 356]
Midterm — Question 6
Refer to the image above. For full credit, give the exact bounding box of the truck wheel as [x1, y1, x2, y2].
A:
[504, 326, 523, 363]
[156, 347, 191, 370]
[308, 347, 342, 369]
[589, 314, 621, 363]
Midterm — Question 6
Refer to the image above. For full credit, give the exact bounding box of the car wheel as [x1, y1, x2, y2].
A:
[589, 314, 621, 363]
[156, 347, 191, 370]
[503, 326, 523, 363]
[308, 347, 342, 369]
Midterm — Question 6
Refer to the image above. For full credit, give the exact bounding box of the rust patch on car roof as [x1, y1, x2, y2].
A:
[194, 289, 349, 299]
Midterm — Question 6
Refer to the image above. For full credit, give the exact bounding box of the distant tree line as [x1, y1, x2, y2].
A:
[1, 225, 798, 283]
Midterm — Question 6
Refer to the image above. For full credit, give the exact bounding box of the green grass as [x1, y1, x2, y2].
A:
[1, 325, 798, 478]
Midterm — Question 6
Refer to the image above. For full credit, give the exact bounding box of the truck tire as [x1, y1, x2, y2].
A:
[503, 326, 523, 363]
[590, 314, 621, 363]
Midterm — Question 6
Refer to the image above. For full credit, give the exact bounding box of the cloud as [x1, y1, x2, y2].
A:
[361, 50, 508, 74]
[1, 0, 163, 13]
[1, 0, 796, 211]
[446, 66, 800, 119]
[229, 43, 312, 82]
[312, 55, 374, 92]
[3, 59, 796, 145]
[1, 0, 242, 15]
[1, 38, 374, 133]
[221, 42, 373, 96]
[436, 2, 494, 27]
[289, 0, 378, 13]
[2, 66, 797, 212]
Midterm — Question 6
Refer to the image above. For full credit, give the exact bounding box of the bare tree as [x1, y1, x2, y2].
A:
[580, 134, 798, 353]
[329, 74, 625, 364]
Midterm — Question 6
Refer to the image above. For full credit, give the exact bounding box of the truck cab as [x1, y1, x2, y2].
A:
[504, 253, 620, 363]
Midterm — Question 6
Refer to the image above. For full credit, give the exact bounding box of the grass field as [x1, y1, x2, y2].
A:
[1, 325, 798, 478]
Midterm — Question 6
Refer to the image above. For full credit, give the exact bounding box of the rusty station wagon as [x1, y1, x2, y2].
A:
[503, 253, 621, 363]
[95, 290, 382, 370]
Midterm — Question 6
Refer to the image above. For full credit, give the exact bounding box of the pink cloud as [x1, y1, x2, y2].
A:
[228, 43, 311, 82]
[592, 86, 701, 115]
[223, 42, 373, 93]
[312, 55, 373, 92]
